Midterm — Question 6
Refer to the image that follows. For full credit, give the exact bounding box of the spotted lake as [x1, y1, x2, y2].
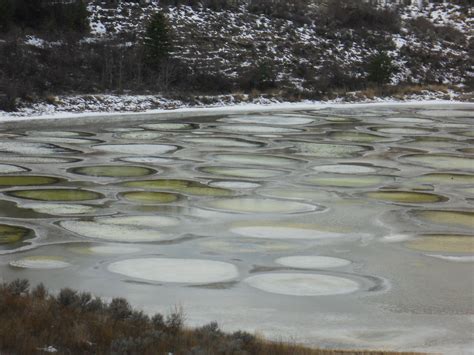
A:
[0, 104, 473, 352]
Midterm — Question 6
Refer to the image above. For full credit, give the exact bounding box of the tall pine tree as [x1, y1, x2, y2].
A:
[143, 12, 172, 68]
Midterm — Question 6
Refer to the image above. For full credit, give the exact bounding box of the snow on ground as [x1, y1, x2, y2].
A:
[1, 97, 472, 124]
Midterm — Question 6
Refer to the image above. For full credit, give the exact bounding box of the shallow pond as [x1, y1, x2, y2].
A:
[0, 104, 473, 353]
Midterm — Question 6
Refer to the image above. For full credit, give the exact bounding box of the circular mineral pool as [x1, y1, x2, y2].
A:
[0, 141, 78, 155]
[60, 216, 181, 243]
[303, 174, 394, 188]
[458, 147, 474, 154]
[418, 109, 474, 118]
[324, 116, 358, 122]
[327, 131, 390, 143]
[140, 123, 197, 130]
[217, 125, 302, 134]
[69, 165, 156, 178]
[455, 131, 474, 138]
[0, 164, 29, 174]
[385, 117, 434, 124]
[411, 210, 474, 229]
[25, 130, 90, 137]
[96, 215, 180, 228]
[209, 181, 261, 189]
[118, 156, 179, 164]
[400, 154, 474, 171]
[180, 136, 262, 148]
[230, 225, 346, 240]
[10, 256, 71, 269]
[19, 203, 97, 216]
[404, 234, 474, 253]
[116, 131, 163, 140]
[199, 166, 286, 179]
[0, 175, 61, 187]
[244, 273, 360, 296]
[291, 142, 369, 158]
[200, 198, 317, 214]
[371, 127, 435, 135]
[364, 191, 448, 204]
[0, 156, 80, 164]
[199, 239, 299, 254]
[106, 127, 143, 133]
[409, 136, 459, 148]
[275, 256, 351, 269]
[257, 187, 336, 201]
[7, 189, 104, 202]
[413, 173, 474, 185]
[211, 153, 302, 167]
[424, 255, 474, 262]
[75, 245, 141, 255]
[120, 191, 180, 204]
[311, 164, 377, 174]
[19, 136, 99, 144]
[0, 224, 34, 245]
[219, 115, 314, 125]
[121, 179, 233, 197]
[108, 258, 239, 283]
[92, 144, 178, 155]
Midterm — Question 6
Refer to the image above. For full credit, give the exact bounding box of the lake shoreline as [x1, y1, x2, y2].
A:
[1, 96, 473, 129]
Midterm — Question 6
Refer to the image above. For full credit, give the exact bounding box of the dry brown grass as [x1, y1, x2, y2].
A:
[0, 279, 425, 355]
[354, 84, 453, 101]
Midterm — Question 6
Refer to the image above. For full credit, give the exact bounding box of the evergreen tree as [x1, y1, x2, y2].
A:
[143, 12, 172, 68]
[367, 51, 396, 85]
[0, 0, 14, 32]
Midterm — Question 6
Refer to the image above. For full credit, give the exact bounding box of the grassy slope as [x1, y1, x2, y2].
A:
[0, 279, 425, 354]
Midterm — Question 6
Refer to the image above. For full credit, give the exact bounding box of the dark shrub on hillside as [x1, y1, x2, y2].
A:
[320, 0, 400, 33]
[248, 0, 312, 24]
[239, 60, 278, 91]
[160, 0, 240, 11]
[407, 17, 465, 45]
[189, 71, 234, 93]
[0, 0, 89, 33]
[315, 61, 364, 92]
[367, 51, 396, 85]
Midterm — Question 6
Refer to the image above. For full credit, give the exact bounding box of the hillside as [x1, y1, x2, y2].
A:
[0, 0, 472, 115]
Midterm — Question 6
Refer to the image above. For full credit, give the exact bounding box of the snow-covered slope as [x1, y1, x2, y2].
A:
[85, 1, 471, 87]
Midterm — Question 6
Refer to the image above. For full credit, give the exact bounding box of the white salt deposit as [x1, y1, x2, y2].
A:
[92, 144, 178, 155]
[108, 258, 239, 283]
[385, 117, 433, 123]
[275, 256, 351, 269]
[10, 256, 71, 269]
[312, 164, 376, 174]
[209, 181, 260, 189]
[0, 164, 28, 173]
[201, 198, 316, 214]
[244, 273, 360, 296]
[217, 125, 302, 134]
[60, 218, 179, 243]
[0, 141, 71, 155]
[231, 225, 345, 240]
[220, 115, 313, 125]
[20, 203, 96, 215]
[119, 156, 178, 164]
[424, 254, 474, 262]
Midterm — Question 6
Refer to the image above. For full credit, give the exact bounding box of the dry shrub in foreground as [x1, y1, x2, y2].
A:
[0, 279, 424, 355]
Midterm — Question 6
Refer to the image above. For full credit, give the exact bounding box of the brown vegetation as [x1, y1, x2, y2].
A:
[0, 279, 426, 355]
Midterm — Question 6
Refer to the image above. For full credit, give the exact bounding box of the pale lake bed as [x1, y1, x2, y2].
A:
[0, 104, 473, 353]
